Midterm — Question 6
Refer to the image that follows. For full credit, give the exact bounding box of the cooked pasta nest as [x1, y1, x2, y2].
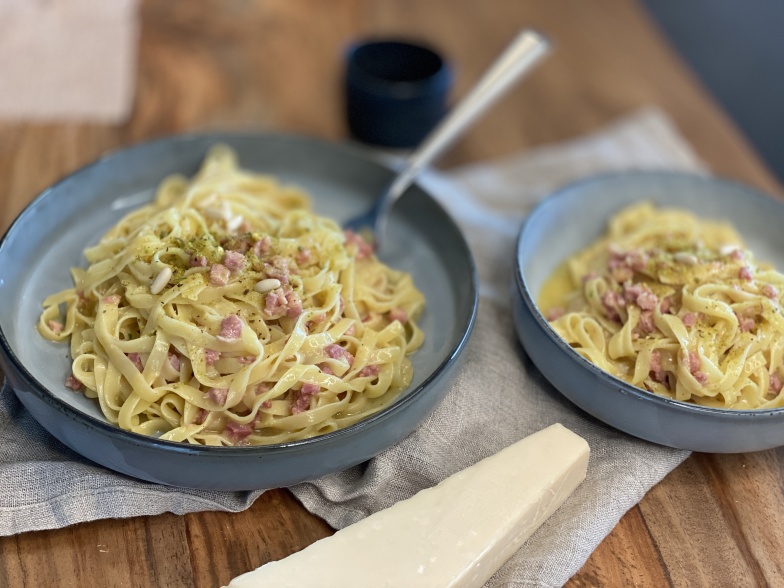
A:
[540, 202, 784, 409]
[38, 145, 425, 445]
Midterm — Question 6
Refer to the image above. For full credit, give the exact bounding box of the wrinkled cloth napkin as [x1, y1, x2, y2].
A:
[1, 108, 699, 586]
[0, 0, 139, 121]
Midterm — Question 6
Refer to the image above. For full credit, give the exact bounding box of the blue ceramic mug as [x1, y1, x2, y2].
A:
[345, 39, 453, 148]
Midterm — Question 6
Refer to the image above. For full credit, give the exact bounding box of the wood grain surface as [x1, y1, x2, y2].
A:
[1, 1, 783, 587]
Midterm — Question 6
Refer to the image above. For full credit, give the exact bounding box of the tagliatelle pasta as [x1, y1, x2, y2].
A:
[539, 202, 784, 409]
[38, 145, 425, 445]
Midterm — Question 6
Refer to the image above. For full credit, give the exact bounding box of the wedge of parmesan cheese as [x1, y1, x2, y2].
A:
[225, 423, 589, 588]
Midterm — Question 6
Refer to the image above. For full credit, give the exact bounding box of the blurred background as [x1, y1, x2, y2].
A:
[642, 0, 784, 181]
[0, 0, 781, 180]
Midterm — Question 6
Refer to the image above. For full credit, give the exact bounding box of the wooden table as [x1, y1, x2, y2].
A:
[2, 1, 782, 586]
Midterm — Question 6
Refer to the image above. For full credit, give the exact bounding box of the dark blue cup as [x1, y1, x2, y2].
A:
[345, 39, 453, 148]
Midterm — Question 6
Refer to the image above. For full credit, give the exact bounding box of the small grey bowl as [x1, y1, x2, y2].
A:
[513, 171, 784, 453]
[0, 133, 478, 490]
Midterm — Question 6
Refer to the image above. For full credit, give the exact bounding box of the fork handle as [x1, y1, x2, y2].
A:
[384, 30, 551, 207]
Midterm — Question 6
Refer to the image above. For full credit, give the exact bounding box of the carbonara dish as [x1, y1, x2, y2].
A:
[539, 202, 784, 409]
[38, 145, 425, 445]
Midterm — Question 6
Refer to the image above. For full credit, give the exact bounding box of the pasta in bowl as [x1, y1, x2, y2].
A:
[0, 133, 477, 488]
[37, 145, 425, 446]
[539, 202, 784, 410]
[513, 171, 784, 452]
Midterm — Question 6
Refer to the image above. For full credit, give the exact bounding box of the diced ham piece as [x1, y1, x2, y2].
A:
[225, 421, 254, 442]
[608, 249, 647, 281]
[660, 296, 674, 314]
[388, 307, 408, 324]
[730, 249, 745, 261]
[636, 289, 658, 311]
[601, 290, 623, 322]
[650, 350, 662, 372]
[291, 383, 320, 414]
[688, 351, 701, 373]
[206, 387, 228, 406]
[622, 284, 642, 304]
[48, 320, 63, 334]
[770, 373, 784, 394]
[190, 255, 208, 268]
[325, 344, 346, 359]
[319, 363, 334, 376]
[296, 248, 312, 265]
[345, 323, 356, 337]
[650, 370, 669, 384]
[358, 364, 380, 378]
[621, 283, 658, 310]
[739, 266, 753, 281]
[265, 289, 287, 316]
[324, 344, 355, 366]
[252, 236, 271, 257]
[649, 350, 668, 384]
[193, 408, 208, 425]
[264, 288, 302, 319]
[218, 314, 244, 340]
[127, 352, 143, 371]
[627, 250, 647, 271]
[237, 355, 256, 365]
[65, 373, 83, 391]
[264, 256, 290, 284]
[687, 351, 708, 384]
[762, 285, 779, 300]
[205, 348, 220, 365]
[344, 229, 374, 260]
[545, 307, 565, 321]
[102, 295, 121, 305]
[222, 250, 246, 272]
[301, 382, 320, 395]
[256, 382, 271, 395]
[682, 313, 697, 328]
[638, 310, 655, 334]
[210, 263, 231, 286]
[168, 353, 180, 372]
[623, 284, 659, 310]
[260, 400, 272, 409]
[285, 290, 303, 318]
[738, 315, 756, 333]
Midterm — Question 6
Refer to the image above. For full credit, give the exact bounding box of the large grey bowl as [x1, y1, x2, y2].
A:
[514, 171, 784, 453]
[0, 133, 477, 490]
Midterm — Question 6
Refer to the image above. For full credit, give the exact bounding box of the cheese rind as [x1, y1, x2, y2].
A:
[225, 423, 589, 588]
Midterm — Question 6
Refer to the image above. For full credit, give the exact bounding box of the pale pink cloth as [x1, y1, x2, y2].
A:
[0, 0, 139, 121]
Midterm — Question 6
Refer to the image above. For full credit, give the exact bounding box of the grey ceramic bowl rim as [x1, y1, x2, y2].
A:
[0, 131, 479, 456]
[514, 169, 784, 420]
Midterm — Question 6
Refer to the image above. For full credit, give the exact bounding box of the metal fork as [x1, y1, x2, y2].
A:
[343, 29, 551, 249]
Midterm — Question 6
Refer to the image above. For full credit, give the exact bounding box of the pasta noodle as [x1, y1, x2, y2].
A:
[38, 145, 425, 445]
[539, 202, 784, 409]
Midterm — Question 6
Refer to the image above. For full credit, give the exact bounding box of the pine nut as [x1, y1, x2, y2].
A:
[254, 278, 281, 293]
[150, 267, 173, 294]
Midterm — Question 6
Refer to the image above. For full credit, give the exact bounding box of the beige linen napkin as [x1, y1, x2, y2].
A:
[0, 0, 139, 121]
[0, 108, 698, 586]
